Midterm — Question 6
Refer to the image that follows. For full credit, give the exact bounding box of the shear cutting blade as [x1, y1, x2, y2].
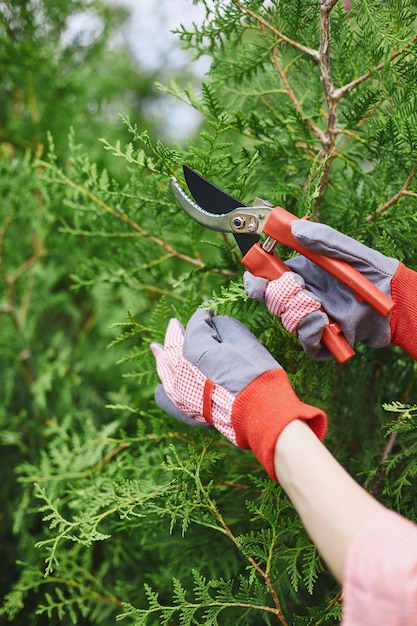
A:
[183, 165, 259, 255]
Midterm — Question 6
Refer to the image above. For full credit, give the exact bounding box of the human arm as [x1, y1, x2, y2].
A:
[277, 420, 417, 625]
[273, 419, 384, 583]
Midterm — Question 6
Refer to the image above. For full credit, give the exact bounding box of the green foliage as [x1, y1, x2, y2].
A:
[2, 0, 417, 624]
[0, 0, 165, 161]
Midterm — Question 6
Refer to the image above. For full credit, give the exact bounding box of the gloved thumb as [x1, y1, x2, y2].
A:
[154, 385, 212, 428]
[291, 219, 400, 277]
[291, 220, 357, 261]
[243, 271, 269, 300]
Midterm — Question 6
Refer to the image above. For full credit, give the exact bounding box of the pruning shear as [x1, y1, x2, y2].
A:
[170, 165, 394, 363]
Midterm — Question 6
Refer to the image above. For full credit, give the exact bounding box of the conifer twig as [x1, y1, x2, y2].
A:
[234, 0, 339, 215]
[207, 493, 288, 625]
[333, 33, 417, 101]
[318, 0, 339, 154]
[233, 0, 319, 60]
[175, 446, 289, 625]
[234, 0, 417, 213]
[40, 164, 237, 278]
[366, 171, 416, 222]
[270, 51, 327, 146]
[370, 427, 398, 497]
[42, 573, 125, 608]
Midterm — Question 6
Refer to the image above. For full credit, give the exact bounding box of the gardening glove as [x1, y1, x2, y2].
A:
[151, 308, 327, 481]
[244, 220, 417, 361]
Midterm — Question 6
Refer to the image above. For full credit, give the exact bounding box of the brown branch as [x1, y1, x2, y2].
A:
[207, 493, 288, 625]
[366, 171, 415, 222]
[242, 1, 340, 217]
[318, 0, 339, 154]
[0, 227, 46, 341]
[46, 575, 125, 608]
[370, 382, 414, 497]
[370, 428, 398, 497]
[333, 33, 417, 101]
[0, 214, 14, 266]
[233, 2, 417, 226]
[89, 442, 131, 474]
[270, 50, 327, 146]
[380, 431, 398, 464]
[233, 0, 319, 60]
[7, 245, 45, 284]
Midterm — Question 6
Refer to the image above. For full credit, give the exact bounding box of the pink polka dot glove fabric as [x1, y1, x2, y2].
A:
[151, 316, 238, 443]
[263, 272, 322, 334]
[151, 308, 327, 480]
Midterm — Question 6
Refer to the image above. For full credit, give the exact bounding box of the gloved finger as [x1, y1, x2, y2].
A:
[154, 385, 212, 428]
[182, 307, 222, 358]
[150, 342, 176, 396]
[291, 220, 399, 274]
[163, 318, 185, 363]
[264, 272, 322, 334]
[208, 314, 275, 354]
[185, 313, 281, 394]
[297, 310, 332, 361]
[243, 271, 269, 300]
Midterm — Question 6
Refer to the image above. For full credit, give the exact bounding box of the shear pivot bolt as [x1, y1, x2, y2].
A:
[248, 217, 258, 232]
[232, 216, 245, 229]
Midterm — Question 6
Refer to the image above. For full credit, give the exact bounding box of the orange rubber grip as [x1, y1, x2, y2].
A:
[242, 243, 355, 363]
[263, 207, 395, 317]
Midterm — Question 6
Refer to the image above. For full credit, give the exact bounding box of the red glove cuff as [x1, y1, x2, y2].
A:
[390, 263, 417, 360]
[231, 369, 327, 481]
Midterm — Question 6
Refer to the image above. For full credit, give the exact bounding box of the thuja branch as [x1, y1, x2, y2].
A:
[233, 0, 319, 60]
[44, 574, 124, 609]
[234, 0, 337, 211]
[0, 213, 46, 386]
[127, 598, 285, 621]
[270, 50, 327, 146]
[206, 492, 288, 625]
[317, 5, 417, 152]
[0, 214, 46, 329]
[24, 431, 201, 485]
[40, 163, 236, 277]
[318, 0, 339, 154]
[235, 2, 417, 144]
[12, 568, 124, 616]
[333, 32, 417, 101]
[366, 171, 416, 222]
[234, 0, 417, 212]
[234, 0, 333, 152]
[190, 449, 288, 625]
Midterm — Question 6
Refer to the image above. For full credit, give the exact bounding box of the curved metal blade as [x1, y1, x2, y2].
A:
[183, 165, 246, 213]
[183, 165, 259, 255]
[170, 177, 270, 236]
[169, 178, 237, 232]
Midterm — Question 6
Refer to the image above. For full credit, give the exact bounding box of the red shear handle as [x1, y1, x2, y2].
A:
[242, 243, 355, 363]
[264, 207, 395, 317]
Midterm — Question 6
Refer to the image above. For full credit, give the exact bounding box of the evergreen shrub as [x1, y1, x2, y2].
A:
[2, 1, 417, 624]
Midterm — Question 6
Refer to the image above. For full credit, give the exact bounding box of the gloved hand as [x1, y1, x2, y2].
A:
[151, 308, 327, 480]
[245, 220, 417, 360]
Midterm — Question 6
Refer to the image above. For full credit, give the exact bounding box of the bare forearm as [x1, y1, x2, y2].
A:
[274, 420, 384, 582]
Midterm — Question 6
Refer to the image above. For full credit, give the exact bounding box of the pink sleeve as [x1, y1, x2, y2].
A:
[342, 508, 417, 625]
